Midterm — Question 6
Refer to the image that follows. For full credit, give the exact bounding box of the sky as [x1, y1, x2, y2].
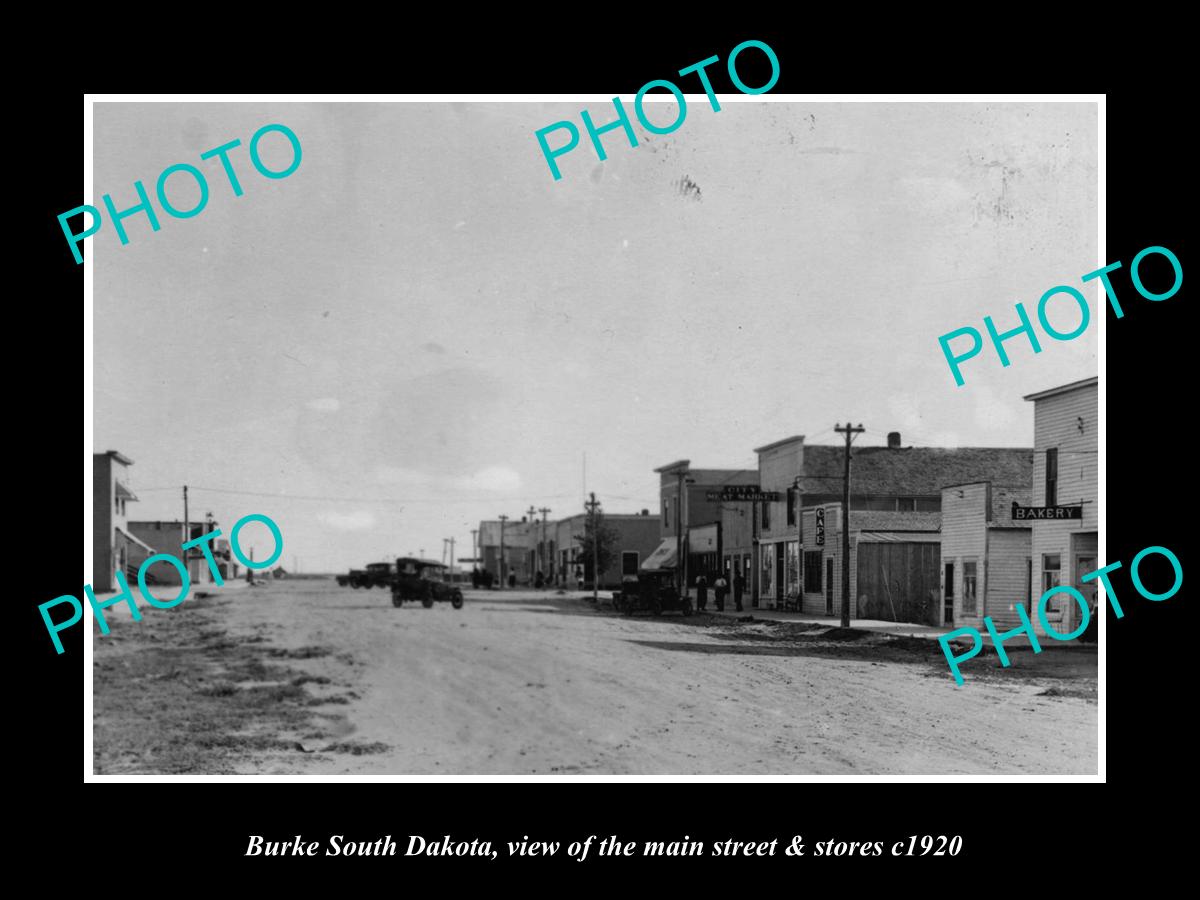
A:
[92, 100, 1098, 572]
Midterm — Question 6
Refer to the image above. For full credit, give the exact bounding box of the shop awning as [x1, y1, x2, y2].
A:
[641, 538, 678, 571]
[115, 526, 156, 554]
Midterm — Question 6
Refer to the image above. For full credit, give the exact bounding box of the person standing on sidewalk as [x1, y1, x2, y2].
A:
[733, 572, 746, 612]
[714, 574, 728, 612]
[695, 573, 708, 612]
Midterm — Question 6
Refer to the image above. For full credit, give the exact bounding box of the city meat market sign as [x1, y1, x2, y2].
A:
[1011, 502, 1083, 520]
[706, 485, 781, 502]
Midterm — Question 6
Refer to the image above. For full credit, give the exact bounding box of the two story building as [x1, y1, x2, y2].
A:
[92, 450, 154, 592]
[1024, 377, 1098, 637]
[650, 461, 758, 595]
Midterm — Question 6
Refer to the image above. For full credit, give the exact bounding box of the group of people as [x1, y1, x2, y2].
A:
[470, 567, 552, 590]
[693, 571, 746, 612]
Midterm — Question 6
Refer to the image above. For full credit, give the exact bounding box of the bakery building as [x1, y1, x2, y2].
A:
[1024, 376, 1098, 637]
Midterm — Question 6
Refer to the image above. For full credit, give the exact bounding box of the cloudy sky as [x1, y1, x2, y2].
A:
[92, 100, 1097, 571]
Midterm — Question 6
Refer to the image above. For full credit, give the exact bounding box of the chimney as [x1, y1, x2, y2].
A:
[887, 431, 902, 449]
[641, 509, 649, 516]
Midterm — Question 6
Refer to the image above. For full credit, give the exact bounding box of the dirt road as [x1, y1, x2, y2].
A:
[93, 579, 1098, 775]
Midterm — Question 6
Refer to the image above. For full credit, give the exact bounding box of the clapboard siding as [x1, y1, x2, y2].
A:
[1029, 380, 1098, 637]
[984, 528, 1033, 629]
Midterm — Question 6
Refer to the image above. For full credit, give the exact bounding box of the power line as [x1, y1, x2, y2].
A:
[134, 485, 584, 504]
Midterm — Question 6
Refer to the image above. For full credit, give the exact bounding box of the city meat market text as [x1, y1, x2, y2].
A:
[42, 512, 282, 654]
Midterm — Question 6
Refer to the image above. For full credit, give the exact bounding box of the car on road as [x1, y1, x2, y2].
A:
[343, 568, 368, 588]
[612, 568, 692, 617]
[391, 558, 465, 609]
[362, 562, 397, 589]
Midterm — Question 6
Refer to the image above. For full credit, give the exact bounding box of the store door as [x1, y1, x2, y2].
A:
[775, 551, 785, 608]
[825, 558, 834, 615]
[943, 562, 955, 625]
[1070, 532, 1099, 635]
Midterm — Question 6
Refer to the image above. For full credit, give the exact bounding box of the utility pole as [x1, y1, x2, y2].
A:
[834, 422, 865, 628]
[675, 471, 684, 597]
[470, 529, 478, 571]
[449, 537, 455, 579]
[585, 492, 601, 603]
[526, 505, 538, 583]
[182, 485, 190, 581]
[539, 507, 551, 577]
[498, 515, 508, 587]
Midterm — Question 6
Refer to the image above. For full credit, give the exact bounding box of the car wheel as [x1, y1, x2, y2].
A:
[352, 583, 361, 589]
[451, 593, 464, 609]
[392, 594, 402, 608]
[422, 597, 434, 608]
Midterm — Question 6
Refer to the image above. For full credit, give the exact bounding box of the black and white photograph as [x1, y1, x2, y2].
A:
[84, 95, 1100, 778]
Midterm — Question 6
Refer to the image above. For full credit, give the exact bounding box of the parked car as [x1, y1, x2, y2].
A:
[391, 558, 464, 609]
[346, 568, 368, 588]
[362, 561, 397, 589]
[612, 569, 692, 617]
[335, 574, 350, 587]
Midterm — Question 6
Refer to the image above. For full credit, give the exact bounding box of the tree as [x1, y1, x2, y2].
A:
[573, 512, 621, 583]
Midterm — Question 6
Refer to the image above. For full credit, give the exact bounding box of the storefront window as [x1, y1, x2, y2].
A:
[1042, 554, 1062, 620]
[785, 541, 799, 596]
[1042, 554, 1061, 592]
[761, 544, 775, 597]
[963, 561, 978, 615]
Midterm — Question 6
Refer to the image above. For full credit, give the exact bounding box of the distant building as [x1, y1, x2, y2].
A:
[1023, 377, 1098, 637]
[92, 450, 154, 592]
[478, 518, 533, 584]
[126, 520, 230, 585]
[551, 511, 660, 590]
[651, 461, 758, 595]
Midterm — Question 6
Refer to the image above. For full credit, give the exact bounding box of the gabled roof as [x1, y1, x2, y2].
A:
[796, 445, 1033, 496]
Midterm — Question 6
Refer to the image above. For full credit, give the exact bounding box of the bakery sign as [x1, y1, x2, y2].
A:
[1011, 502, 1083, 521]
[705, 484, 782, 502]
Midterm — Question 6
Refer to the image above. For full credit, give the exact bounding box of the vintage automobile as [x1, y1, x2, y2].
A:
[345, 568, 368, 588]
[391, 558, 465, 609]
[363, 561, 397, 589]
[612, 568, 692, 617]
[335, 573, 350, 587]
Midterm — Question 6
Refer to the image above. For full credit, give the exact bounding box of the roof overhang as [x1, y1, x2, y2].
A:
[654, 459, 691, 474]
[1023, 376, 1098, 402]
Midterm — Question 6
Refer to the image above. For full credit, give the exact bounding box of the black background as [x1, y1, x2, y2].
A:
[22, 24, 1187, 886]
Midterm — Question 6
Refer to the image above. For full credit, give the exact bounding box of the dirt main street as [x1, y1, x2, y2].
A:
[93, 579, 1098, 776]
